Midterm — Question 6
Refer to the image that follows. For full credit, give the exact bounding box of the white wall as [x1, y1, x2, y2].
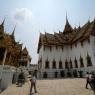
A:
[38, 36, 95, 78]
[0, 66, 16, 90]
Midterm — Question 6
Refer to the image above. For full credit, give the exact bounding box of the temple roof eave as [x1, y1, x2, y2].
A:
[37, 19, 95, 53]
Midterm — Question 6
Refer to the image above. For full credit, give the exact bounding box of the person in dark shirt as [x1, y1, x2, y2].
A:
[85, 72, 90, 89]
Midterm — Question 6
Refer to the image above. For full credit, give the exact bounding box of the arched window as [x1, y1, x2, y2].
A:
[75, 42, 77, 47]
[87, 54, 92, 66]
[80, 41, 84, 47]
[50, 46, 52, 51]
[70, 59, 72, 69]
[80, 56, 84, 67]
[56, 45, 58, 50]
[55, 71, 58, 78]
[44, 46, 45, 51]
[61, 46, 64, 51]
[88, 37, 90, 44]
[65, 60, 69, 69]
[45, 59, 49, 69]
[74, 58, 78, 68]
[60, 70, 65, 77]
[59, 60, 63, 69]
[52, 59, 56, 69]
[70, 45, 72, 49]
[38, 57, 42, 69]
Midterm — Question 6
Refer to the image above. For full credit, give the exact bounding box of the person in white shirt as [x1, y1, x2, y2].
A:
[30, 73, 37, 94]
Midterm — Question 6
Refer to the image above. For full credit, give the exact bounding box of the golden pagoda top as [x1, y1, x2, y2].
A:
[63, 15, 73, 34]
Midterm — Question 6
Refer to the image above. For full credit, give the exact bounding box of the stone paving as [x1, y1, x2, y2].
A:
[0, 78, 94, 95]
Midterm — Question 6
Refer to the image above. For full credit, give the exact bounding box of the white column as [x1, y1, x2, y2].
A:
[2, 48, 7, 67]
[27, 60, 30, 69]
[0, 48, 7, 80]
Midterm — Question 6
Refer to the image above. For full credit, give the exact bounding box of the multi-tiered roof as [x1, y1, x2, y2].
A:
[37, 18, 95, 53]
[0, 19, 23, 67]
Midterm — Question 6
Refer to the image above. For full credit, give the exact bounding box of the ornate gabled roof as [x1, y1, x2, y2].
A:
[46, 33, 60, 45]
[0, 33, 13, 47]
[11, 26, 15, 38]
[63, 17, 73, 34]
[4, 34, 13, 45]
[88, 19, 95, 36]
[54, 32, 64, 44]
[14, 43, 22, 52]
[37, 18, 95, 53]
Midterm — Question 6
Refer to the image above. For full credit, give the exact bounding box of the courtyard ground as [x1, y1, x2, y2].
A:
[0, 78, 94, 95]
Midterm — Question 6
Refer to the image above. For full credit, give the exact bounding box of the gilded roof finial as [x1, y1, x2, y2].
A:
[1, 17, 6, 26]
[12, 25, 16, 37]
[88, 16, 90, 21]
[78, 22, 81, 30]
[63, 12, 72, 33]
[66, 12, 69, 25]
[0, 17, 5, 33]
[88, 16, 90, 23]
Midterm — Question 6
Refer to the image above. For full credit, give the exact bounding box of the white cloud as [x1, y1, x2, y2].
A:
[11, 8, 32, 25]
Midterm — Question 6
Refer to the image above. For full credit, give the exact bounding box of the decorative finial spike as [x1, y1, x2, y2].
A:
[88, 16, 90, 23]
[12, 25, 16, 36]
[1, 17, 6, 26]
[66, 12, 69, 24]
[78, 22, 81, 29]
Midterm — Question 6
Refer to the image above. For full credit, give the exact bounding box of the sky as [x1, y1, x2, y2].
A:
[0, 0, 95, 64]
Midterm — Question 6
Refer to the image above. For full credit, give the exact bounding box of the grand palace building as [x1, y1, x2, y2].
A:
[0, 19, 31, 67]
[37, 17, 95, 78]
[0, 19, 31, 89]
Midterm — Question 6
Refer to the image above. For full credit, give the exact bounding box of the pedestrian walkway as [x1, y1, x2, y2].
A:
[0, 81, 32, 95]
[0, 78, 94, 95]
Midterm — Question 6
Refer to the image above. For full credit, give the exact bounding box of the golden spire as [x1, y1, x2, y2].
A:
[66, 12, 69, 25]
[12, 25, 16, 37]
[1, 17, 5, 26]
[78, 23, 81, 30]
[0, 17, 5, 34]
[63, 13, 72, 34]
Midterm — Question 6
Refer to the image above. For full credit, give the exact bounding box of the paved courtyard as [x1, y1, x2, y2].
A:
[0, 78, 94, 95]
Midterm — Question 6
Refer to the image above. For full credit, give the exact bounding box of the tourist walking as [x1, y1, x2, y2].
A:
[85, 72, 90, 89]
[89, 73, 94, 89]
[90, 73, 95, 89]
[90, 73, 95, 95]
[30, 73, 37, 94]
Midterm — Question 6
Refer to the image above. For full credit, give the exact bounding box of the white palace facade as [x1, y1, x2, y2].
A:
[37, 17, 95, 78]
